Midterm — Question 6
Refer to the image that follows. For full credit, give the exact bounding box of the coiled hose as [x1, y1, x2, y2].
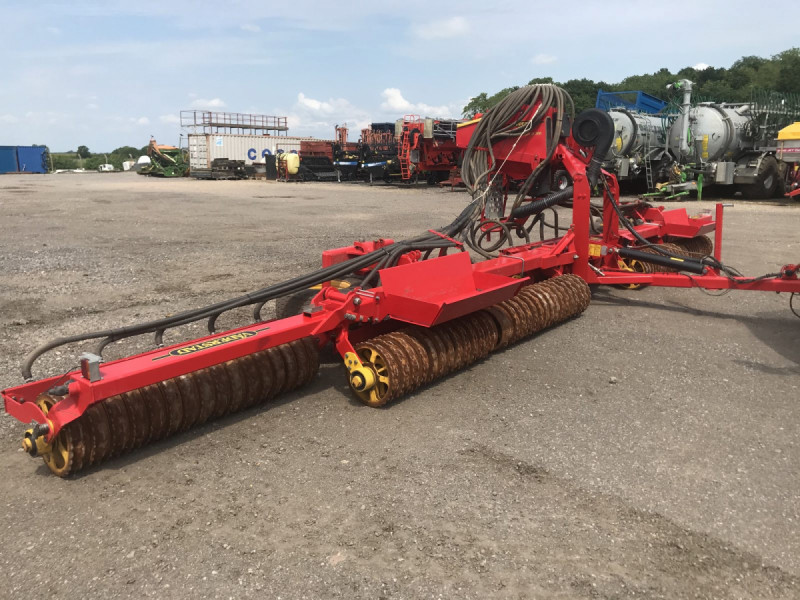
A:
[461, 84, 574, 216]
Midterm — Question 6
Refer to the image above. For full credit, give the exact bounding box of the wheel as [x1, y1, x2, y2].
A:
[351, 344, 392, 407]
[35, 396, 75, 477]
[275, 289, 318, 320]
[552, 169, 571, 191]
[741, 155, 779, 199]
[615, 258, 650, 290]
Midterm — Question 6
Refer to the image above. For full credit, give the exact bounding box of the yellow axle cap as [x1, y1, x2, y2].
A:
[22, 427, 53, 457]
[344, 352, 377, 392]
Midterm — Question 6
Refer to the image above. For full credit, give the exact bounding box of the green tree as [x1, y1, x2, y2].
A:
[461, 48, 799, 116]
[84, 156, 106, 170]
[775, 48, 800, 93]
[76, 145, 91, 158]
[51, 154, 78, 170]
[462, 86, 519, 117]
[111, 146, 140, 158]
[560, 78, 608, 113]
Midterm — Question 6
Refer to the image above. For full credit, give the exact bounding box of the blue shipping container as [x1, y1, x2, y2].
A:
[595, 90, 668, 114]
[0, 146, 19, 173]
[16, 146, 48, 173]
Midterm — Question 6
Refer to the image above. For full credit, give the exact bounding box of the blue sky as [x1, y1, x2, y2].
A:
[0, 1, 795, 151]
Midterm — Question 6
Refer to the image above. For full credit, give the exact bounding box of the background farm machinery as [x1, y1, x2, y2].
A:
[397, 116, 463, 184]
[599, 81, 800, 199]
[327, 120, 463, 185]
[139, 139, 189, 177]
[4, 84, 799, 477]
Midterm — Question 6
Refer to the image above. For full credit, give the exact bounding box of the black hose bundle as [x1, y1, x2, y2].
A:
[22, 194, 486, 379]
[461, 85, 574, 216]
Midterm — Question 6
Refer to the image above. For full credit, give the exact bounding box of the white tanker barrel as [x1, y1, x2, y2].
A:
[606, 109, 665, 160]
[667, 103, 751, 162]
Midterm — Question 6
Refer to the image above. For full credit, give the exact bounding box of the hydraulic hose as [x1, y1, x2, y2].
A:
[510, 187, 574, 219]
[21, 195, 485, 379]
[618, 247, 705, 274]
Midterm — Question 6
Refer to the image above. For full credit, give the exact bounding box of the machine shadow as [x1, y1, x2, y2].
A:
[590, 288, 800, 367]
[65, 372, 336, 480]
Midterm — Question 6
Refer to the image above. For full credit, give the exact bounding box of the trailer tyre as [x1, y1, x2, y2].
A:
[552, 169, 572, 192]
[742, 156, 779, 199]
[275, 288, 318, 321]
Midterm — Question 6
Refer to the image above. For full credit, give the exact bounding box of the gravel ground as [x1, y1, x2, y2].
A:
[0, 172, 798, 599]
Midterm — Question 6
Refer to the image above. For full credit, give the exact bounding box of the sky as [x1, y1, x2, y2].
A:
[0, 1, 795, 152]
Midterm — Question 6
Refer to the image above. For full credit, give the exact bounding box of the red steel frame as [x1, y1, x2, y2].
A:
[4, 102, 799, 444]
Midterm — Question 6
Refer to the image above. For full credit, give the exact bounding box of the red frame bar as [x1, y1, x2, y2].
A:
[3, 313, 328, 436]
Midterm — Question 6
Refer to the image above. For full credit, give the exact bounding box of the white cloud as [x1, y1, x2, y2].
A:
[190, 97, 226, 109]
[0, 114, 18, 124]
[135, 116, 150, 125]
[693, 62, 710, 70]
[46, 26, 61, 35]
[240, 24, 261, 33]
[531, 53, 557, 65]
[296, 93, 362, 117]
[297, 93, 327, 112]
[380, 88, 454, 117]
[411, 16, 469, 40]
[159, 114, 181, 124]
[287, 93, 372, 137]
[86, 103, 99, 110]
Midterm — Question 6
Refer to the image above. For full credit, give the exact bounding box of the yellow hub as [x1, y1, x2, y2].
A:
[22, 429, 52, 456]
[28, 397, 73, 477]
[616, 258, 648, 290]
[344, 350, 390, 407]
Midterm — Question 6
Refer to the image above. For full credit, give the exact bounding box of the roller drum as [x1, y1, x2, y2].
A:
[33, 336, 320, 477]
[668, 235, 713, 259]
[353, 274, 590, 407]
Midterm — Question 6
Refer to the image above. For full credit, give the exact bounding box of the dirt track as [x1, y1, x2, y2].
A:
[1, 173, 799, 599]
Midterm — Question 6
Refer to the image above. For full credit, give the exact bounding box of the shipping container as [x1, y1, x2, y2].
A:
[16, 146, 48, 173]
[0, 146, 48, 174]
[0, 146, 19, 173]
[188, 134, 311, 170]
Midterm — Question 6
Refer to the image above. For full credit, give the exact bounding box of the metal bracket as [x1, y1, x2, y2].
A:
[501, 254, 526, 276]
[79, 353, 103, 382]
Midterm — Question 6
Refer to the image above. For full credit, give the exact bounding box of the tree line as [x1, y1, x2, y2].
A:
[462, 48, 800, 117]
[50, 145, 148, 171]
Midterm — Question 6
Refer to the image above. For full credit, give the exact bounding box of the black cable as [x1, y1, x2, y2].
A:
[22, 192, 485, 379]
